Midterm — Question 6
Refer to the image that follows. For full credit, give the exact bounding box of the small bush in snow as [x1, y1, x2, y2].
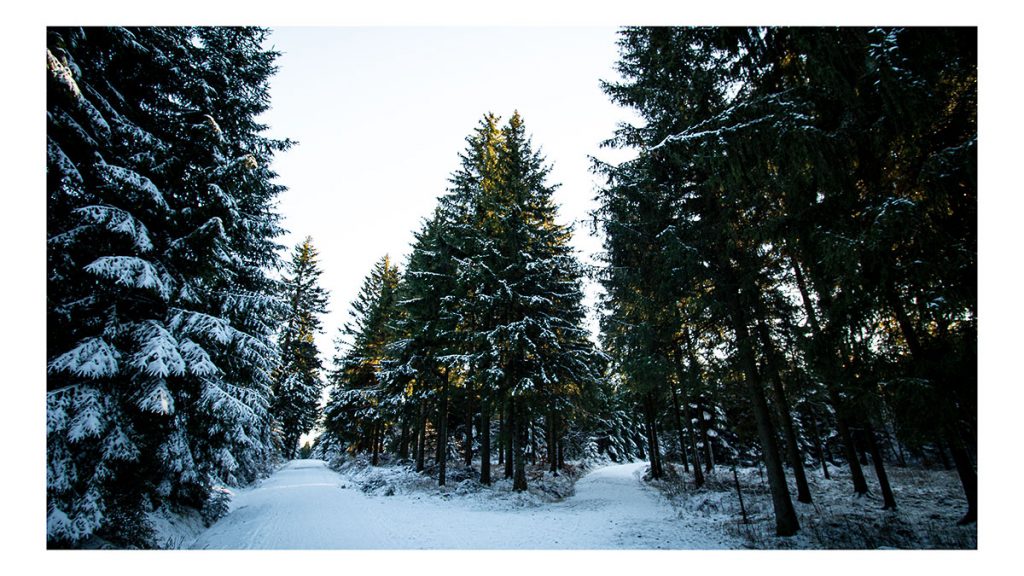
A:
[202, 487, 233, 526]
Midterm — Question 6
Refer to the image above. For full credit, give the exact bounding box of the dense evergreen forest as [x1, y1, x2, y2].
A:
[46, 26, 975, 548]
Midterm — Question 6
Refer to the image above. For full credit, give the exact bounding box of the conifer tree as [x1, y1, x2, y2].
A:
[272, 237, 330, 459]
[47, 27, 290, 547]
[361, 113, 603, 490]
[597, 27, 802, 535]
[595, 26, 975, 532]
[323, 256, 401, 465]
[382, 211, 464, 483]
[449, 112, 603, 491]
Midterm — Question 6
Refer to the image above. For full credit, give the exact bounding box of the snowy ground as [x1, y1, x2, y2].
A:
[189, 459, 741, 549]
[183, 457, 975, 550]
[647, 462, 977, 549]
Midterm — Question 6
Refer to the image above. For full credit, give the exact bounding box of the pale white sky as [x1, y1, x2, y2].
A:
[261, 27, 641, 362]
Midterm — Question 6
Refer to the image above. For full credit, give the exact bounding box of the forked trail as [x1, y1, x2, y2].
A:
[191, 459, 738, 549]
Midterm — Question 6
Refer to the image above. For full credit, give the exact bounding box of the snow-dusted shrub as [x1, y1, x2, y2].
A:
[201, 487, 233, 527]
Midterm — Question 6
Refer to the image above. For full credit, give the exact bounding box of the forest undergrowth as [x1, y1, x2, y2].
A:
[648, 463, 977, 549]
[327, 453, 589, 506]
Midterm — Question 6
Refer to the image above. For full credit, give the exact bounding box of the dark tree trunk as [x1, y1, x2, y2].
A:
[945, 425, 977, 524]
[857, 433, 870, 466]
[398, 412, 410, 460]
[829, 384, 870, 494]
[643, 393, 663, 479]
[809, 410, 831, 480]
[822, 425, 835, 465]
[678, 332, 705, 488]
[557, 428, 565, 470]
[548, 408, 558, 474]
[371, 421, 380, 466]
[529, 414, 537, 465]
[721, 262, 799, 536]
[498, 401, 505, 466]
[669, 384, 690, 472]
[438, 367, 449, 486]
[733, 465, 749, 524]
[416, 401, 427, 472]
[411, 423, 420, 466]
[755, 315, 812, 504]
[698, 399, 715, 473]
[885, 282, 976, 524]
[480, 395, 491, 485]
[504, 397, 514, 479]
[886, 425, 907, 467]
[512, 399, 528, 492]
[790, 255, 869, 496]
[863, 423, 897, 510]
[650, 402, 664, 477]
[286, 433, 300, 460]
[464, 388, 474, 467]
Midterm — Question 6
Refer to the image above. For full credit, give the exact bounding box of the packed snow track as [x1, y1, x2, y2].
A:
[190, 459, 736, 549]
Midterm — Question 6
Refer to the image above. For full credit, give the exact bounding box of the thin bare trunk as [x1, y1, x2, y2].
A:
[464, 387, 473, 467]
[721, 260, 799, 536]
[670, 384, 689, 472]
[809, 410, 831, 480]
[415, 401, 426, 472]
[790, 254, 869, 495]
[755, 314, 812, 504]
[504, 397, 514, 479]
[480, 395, 491, 485]
[512, 399, 528, 491]
[438, 368, 449, 486]
[678, 332, 705, 488]
[863, 423, 896, 510]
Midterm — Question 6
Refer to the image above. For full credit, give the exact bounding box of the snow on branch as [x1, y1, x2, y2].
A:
[648, 90, 811, 152]
[84, 255, 172, 300]
[48, 337, 121, 379]
[169, 308, 234, 346]
[47, 388, 73, 435]
[179, 338, 222, 377]
[220, 290, 286, 320]
[67, 386, 106, 443]
[46, 507, 76, 544]
[47, 138, 84, 187]
[130, 320, 186, 379]
[94, 163, 168, 210]
[649, 116, 772, 152]
[167, 216, 228, 256]
[137, 380, 175, 415]
[232, 330, 276, 368]
[101, 425, 140, 462]
[75, 205, 154, 252]
[200, 379, 260, 424]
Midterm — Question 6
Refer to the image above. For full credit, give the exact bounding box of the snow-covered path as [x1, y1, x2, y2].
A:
[191, 459, 738, 549]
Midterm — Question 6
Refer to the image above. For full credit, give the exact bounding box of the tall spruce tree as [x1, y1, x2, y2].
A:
[355, 113, 603, 489]
[382, 210, 464, 483]
[448, 112, 603, 491]
[272, 237, 330, 459]
[47, 27, 290, 547]
[322, 256, 401, 465]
